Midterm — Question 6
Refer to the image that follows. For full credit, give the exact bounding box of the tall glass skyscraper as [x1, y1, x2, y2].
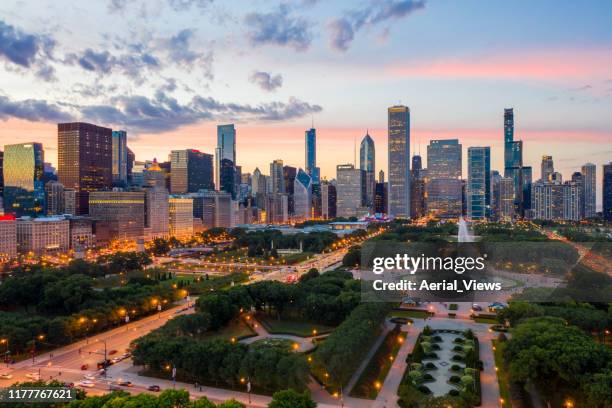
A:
[581, 163, 596, 218]
[502, 109, 525, 215]
[215, 124, 236, 190]
[603, 163, 612, 222]
[3, 142, 45, 217]
[387, 105, 410, 218]
[58, 122, 113, 215]
[426, 140, 462, 218]
[359, 133, 375, 208]
[170, 149, 214, 194]
[305, 128, 316, 179]
[111, 130, 128, 186]
[467, 147, 491, 220]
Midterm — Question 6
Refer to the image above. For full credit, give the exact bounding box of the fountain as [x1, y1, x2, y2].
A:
[457, 217, 475, 243]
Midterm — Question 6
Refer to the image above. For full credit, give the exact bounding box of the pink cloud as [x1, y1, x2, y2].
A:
[387, 48, 612, 80]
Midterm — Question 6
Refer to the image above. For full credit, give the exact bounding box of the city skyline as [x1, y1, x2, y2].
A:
[0, 0, 610, 204]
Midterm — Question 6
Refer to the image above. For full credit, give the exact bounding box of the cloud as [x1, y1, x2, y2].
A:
[163, 29, 214, 79]
[0, 19, 56, 81]
[167, 0, 213, 12]
[249, 71, 283, 92]
[0, 94, 72, 123]
[329, 0, 425, 52]
[66, 47, 160, 82]
[244, 5, 312, 52]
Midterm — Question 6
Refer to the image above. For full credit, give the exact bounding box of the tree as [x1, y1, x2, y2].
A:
[268, 389, 316, 408]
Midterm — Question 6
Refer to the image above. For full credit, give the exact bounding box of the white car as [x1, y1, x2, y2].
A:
[25, 373, 40, 380]
[0, 373, 13, 379]
[77, 380, 95, 388]
[84, 374, 96, 380]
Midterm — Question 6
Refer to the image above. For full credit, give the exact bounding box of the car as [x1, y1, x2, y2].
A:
[84, 374, 96, 380]
[148, 385, 161, 392]
[108, 350, 118, 355]
[117, 381, 133, 387]
[472, 304, 482, 311]
[80, 364, 89, 370]
[0, 373, 13, 380]
[26, 373, 40, 380]
[77, 380, 95, 388]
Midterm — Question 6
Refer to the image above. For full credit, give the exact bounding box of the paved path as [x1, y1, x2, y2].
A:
[240, 317, 319, 352]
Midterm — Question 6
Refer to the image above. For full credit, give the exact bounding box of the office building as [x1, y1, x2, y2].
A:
[63, 189, 76, 216]
[219, 158, 236, 198]
[410, 155, 425, 219]
[490, 171, 501, 221]
[581, 163, 596, 218]
[283, 166, 297, 215]
[266, 193, 289, 224]
[66, 216, 94, 250]
[604, 163, 612, 221]
[360, 133, 375, 209]
[168, 196, 194, 238]
[426, 139, 462, 218]
[522, 166, 532, 213]
[467, 147, 491, 220]
[375, 182, 388, 215]
[16, 216, 70, 255]
[499, 177, 515, 221]
[3, 142, 45, 217]
[45, 181, 66, 215]
[126, 147, 135, 184]
[0, 215, 17, 261]
[563, 181, 583, 221]
[379, 170, 385, 183]
[531, 181, 564, 220]
[270, 160, 285, 194]
[336, 164, 365, 218]
[58, 122, 112, 215]
[143, 159, 167, 188]
[111, 130, 128, 185]
[321, 182, 337, 219]
[170, 149, 214, 194]
[427, 139, 462, 179]
[89, 190, 145, 242]
[541, 156, 554, 182]
[293, 169, 312, 221]
[215, 124, 236, 190]
[387, 105, 410, 218]
[197, 190, 235, 229]
[145, 185, 169, 239]
[305, 128, 316, 180]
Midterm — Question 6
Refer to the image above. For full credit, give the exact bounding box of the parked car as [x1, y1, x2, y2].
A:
[84, 374, 96, 380]
[0, 373, 13, 380]
[148, 385, 161, 392]
[108, 350, 118, 355]
[25, 373, 40, 380]
[77, 380, 95, 388]
[117, 381, 133, 387]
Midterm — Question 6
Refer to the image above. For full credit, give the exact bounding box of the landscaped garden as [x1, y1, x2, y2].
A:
[397, 326, 481, 407]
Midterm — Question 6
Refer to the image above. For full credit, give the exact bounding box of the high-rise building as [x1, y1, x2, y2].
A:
[144, 168, 169, 240]
[499, 177, 515, 221]
[3, 142, 45, 217]
[66, 216, 94, 251]
[58, 123, 112, 215]
[604, 163, 612, 221]
[45, 181, 66, 215]
[426, 139, 462, 218]
[467, 147, 491, 220]
[270, 160, 285, 194]
[89, 191, 145, 242]
[283, 166, 296, 215]
[541, 156, 554, 182]
[490, 171, 501, 221]
[379, 169, 385, 183]
[410, 155, 425, 219]
[522, 166, 533, 213]
[387, 105, 410, 218]
[563, 181, 583, 221]
[375, 182, 388, 215]
[197, 191, 235, 228]
[0, 215, 17, 261]
[427, 140, 462, 179]
[305, 128, 316, 179]
[360, 133, 375, 209]
[336, 164, 365, 218]
[293, 169, 312, 221]
[581, 163, 596, 219]
[168, 196, 194, 238]
[111, 130, 128, 186]
[265, 193, 289, 224]
[321, 182, 337, 219]
[16, 216, 70, 255]
[502, 109, 525, 216]
[0, 150, 4, 197]
[215, 124, 236, 190]
[126, 147, 135, 184]
[143, 159, 167, 188]
[219, 158, 236, 199]
[531, 181, 564, 220]
[170, 149, 214, 194]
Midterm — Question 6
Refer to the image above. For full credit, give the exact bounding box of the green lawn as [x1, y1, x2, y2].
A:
[202, 318, 257, 341]
[257, 314, 334, 337]
[473, 316, 498, 324]
[350, 329, 407, 399]
[389, 309, 431, 319]
[492, 340, 511, 407]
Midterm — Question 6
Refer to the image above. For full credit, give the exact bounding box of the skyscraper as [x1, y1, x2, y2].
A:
[499, 177, 515, 221]
[426, 139, 462, 218]
[336, 164, 365, 218]
[427, 140, 462, 179]
[541, 156, 554, 182]
[111, 130, 128, 186]
[305, 128, 316, 179]
[168, 196, 194, 238]
[293, 169, 312, 221]
[604, 163, 612, 221]
[360, 133, 375, 209]
[270, 160, 285, 194]
[215, 124, 236, 190]
[58, 122, 112, 215]
[3, 142, 45, 217]
[283, 165, 297, 215]
[0, 150, 4, 198]
[321, 181, 337, 219]
[388, 105, 410, 218]
[503, 108, 514, 168]
[581, 163, 596, 219]
[503, 109, 525, 216]
[410, 155, 425, 219]
[89, 190, 145, 242]
[170, 149, 214, 194]
[467, 147, 491, 220]
[219, 159, 236, 199]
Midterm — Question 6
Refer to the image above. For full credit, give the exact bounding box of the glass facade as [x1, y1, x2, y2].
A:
[305, 128, 316, 178]
[387, 105, 410, 218]
[360, 133, 375, 208]
[111, 130, 128, 185]
[3, 143, 45, 217]
[215, 124, 236, 189]
[427, 139, 462, 179]
[467, 147, 491, 220]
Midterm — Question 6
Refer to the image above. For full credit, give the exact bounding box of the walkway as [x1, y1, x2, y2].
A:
[240, 317, 319, 352]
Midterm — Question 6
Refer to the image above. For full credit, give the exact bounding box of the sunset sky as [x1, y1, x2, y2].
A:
[0, 0, 611, 205]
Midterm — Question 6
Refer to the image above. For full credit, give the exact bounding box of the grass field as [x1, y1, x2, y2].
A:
[203, 318, 257, 341]
[389, 309, 431, 319]
[492, 339, 511, 406]
[257, 314, 334, 337]
[473, 316, 498, 324]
